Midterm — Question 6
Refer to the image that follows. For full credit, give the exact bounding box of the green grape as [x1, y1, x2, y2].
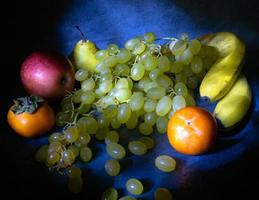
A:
[126, 178, 143, 195]
[143, 81, 158, 93]
[68, 145, 80, 157]
[99, 81, 113, 94]
[155, 155, 176, 172]
[115, 64, 130, 76]
[188, 39, 201, 55]
[81, 90, 95, 104]
[147, 87, 166, 100]
[172, 95, 186, 111]
[103, 105, 118, 119]
[158, 56, 170, 72]
[144, 55, 158, 71]
[95, 127, 109, 141]
[61, 97, 73, 111]
[137, 76, 150, 90]
[114, 88, 132, 102]
[62, 149, 75, 166]
[149, 69, 162, 81]
[104, 56, 118, 68]
[55, 112, 71, 126]
[126, 113, 139, 129]
[156, 74, 173, 89]
[95, 49, 109, 60]
[139, 137, 155, 149]
[129, 92, 144, 111]
[128, 140, 147, 155]
[175, 73, 187, 84]
[64, 126, 79, 143]
[187, 75, 199, 89]
[174, 82, 188, 97]
[98, 114, 110, 128]
[117, 103, 132, 124]
[127, 78, 133, 90]
[156, 96, 172, 116]
[100, 73, 113, 82]
[105, 130, 119, 144]
[117, 49, 132, 64]
[81, 78, 95, 91]
[116, 78, 129, 89]
[108, 44, 119, 54]
[156, 116, 169, 134]
[75, 68, 88, 81]
[48, 141, 62, 153]
[131, 63, 145, 81]
[132, 42, 146, 55]
[185, 93, 196, 106]
[183, 65, 193, 77]
[119, 196, 137, 200]
[78, 104, 91, 115]
[95, 88, 106, 98]
[96, 64, 111, 75]
[100, 96, 116, 108]
[106, 142, 126, 159]
[139, 122, 153, 135]
[191, 56, 203, 74]
[77, 116, 98, 135]
[72, 89, 83, 103]
[74, 141, 87, 149]
[68, 165, 82, 178]
[167, 108, 175, 119]
[154, 188, 173, 200]
[181, 48, 193, 65]
[68, 176, 83, 194]
[144, 112, 158, 126]
[144, 98, 157, 113]
[48, 132, 62, 143]
[144, 32, 156, 43]
[171, 40, 187, 56]
[78, 132, 91, 145]
[105, 159, 120, 176]
[125, 38, 141, 50]
[80, 146, 92, 162]
[110, 117, 121, 129]
[35, 145, 48, 162]
[179, 32, 189, 41]
[101, 187, 118, 200]
[170, 61, 184, 74]
[47, 152, 60, 166]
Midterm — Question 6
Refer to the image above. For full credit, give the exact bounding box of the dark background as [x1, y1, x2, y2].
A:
[1, 0, 259, 199]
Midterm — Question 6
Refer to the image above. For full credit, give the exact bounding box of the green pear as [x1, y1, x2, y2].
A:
[70, 27, 99, 72]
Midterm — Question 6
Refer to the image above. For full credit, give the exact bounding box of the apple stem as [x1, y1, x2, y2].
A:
[75, 25, 86, 42]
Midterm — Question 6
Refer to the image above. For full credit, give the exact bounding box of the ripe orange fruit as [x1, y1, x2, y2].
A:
[167, 106, 217, 155]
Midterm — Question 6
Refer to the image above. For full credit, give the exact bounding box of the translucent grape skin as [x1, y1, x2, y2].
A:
[68, 165, 82, 178]
[128, 140, 147, 155]
[101, 187, 118, 200]
[105, 159, 120, 176]
[154, 188, 173, 200]
[155, 155, 176, 172]
[139, 137, 155, 149]
[106, 143, 126, 159]
[126, 178, 144, 195]
[80, 146, 92, 162]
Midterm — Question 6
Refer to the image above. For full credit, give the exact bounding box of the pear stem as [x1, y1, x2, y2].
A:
[75, 25, 86, 42]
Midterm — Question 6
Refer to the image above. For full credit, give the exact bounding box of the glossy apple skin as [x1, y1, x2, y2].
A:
[20, 51, 75, 101]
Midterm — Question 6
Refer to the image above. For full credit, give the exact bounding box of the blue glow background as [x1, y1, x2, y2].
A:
[1, 0, 259, 199]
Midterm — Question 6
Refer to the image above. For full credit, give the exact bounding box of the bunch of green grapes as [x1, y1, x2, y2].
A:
[35, 32, 217, 194]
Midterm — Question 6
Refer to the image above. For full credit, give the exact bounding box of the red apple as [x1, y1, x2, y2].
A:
[20, 51, 75, 101]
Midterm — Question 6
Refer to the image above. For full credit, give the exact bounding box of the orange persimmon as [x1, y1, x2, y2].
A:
[7, 96, 55, 138]
[167, 106, 217, 155]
